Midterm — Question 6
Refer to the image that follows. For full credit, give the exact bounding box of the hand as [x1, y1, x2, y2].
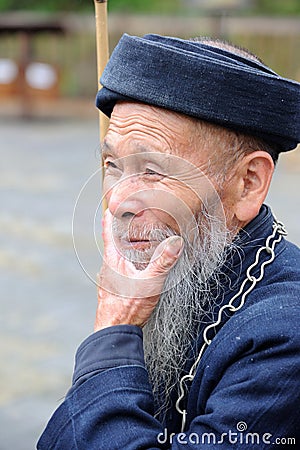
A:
[94, 210, 184, 331]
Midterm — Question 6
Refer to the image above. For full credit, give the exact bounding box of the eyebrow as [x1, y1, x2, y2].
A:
[101, 140, 158, 159]
[135, 142, 156, 154]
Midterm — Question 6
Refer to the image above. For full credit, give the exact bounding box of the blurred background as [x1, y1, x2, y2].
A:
[0, 1, 300, 449]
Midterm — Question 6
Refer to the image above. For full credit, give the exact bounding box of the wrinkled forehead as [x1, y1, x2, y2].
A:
[103, 101, 211, 166]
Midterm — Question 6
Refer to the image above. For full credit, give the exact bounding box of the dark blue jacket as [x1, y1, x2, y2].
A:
[37, 206, 300, 449]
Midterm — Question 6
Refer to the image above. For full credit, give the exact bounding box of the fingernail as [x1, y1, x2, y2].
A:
[166, 236, 184, 256]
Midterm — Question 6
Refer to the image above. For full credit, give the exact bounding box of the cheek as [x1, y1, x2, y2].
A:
[103, 174, 135, 206]
[148, 181, 202, 233]
[103, 175, 115, 201]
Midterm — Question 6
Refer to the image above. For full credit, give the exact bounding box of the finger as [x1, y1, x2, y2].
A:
[147, 235, 184, 276]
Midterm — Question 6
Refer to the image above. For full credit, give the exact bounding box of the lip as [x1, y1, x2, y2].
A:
[121, 238, 159, 250]
[130, 241, 152, 250]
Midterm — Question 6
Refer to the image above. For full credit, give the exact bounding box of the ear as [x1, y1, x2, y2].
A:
[224, 151, 274, 227]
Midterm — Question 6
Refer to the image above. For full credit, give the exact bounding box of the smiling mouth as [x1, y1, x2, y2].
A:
[128, 238, 155, 248]
[116, 225, 173, 251]
[118, 237, 159, 251]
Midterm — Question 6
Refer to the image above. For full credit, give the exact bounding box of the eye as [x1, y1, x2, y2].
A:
[145, 168, 164, 177]
[104, 160, 118, 170]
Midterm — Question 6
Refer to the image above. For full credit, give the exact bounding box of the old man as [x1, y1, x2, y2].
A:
[38, 34, 300, 449]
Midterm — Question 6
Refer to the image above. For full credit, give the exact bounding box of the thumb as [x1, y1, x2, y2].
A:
[148, 236, 184, 275]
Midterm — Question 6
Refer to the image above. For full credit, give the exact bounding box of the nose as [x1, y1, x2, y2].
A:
[106, 176, 145, 219]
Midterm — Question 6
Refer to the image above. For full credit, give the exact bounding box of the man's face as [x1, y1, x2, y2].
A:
[102, 102, 235, 414]
[103, 101, 226, 262]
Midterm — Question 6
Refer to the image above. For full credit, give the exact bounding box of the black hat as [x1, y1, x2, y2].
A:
[96, 33, 300, 153]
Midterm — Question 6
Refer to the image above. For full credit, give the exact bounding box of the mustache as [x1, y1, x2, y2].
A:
[112, 220, 177, 242]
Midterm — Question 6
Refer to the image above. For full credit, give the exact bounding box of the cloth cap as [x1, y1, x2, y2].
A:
[96, 33, 300, 152]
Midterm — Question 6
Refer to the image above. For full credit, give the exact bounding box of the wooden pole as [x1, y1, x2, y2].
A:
[94, 0, 109, 211]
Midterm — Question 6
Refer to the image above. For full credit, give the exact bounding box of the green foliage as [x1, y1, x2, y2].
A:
[0, 0, 179, 13]
[107, 0, 180, 14]
[0, 0, 94, 12]
[254, 0, 300, 15]
[0, 0, 299, 14]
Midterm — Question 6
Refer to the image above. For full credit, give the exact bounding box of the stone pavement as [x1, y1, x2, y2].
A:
[0, 118, 299, 450]
[0, 118, 101, 450]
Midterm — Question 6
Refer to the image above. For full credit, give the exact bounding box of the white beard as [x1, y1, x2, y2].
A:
[112, 204, 234, 420]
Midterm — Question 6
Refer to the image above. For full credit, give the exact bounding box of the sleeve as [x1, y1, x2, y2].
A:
[37, 299, 300, 450]
[37, 325, 165, 450]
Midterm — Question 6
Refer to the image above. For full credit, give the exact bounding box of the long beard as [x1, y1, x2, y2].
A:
[144, 210, 232, 420]
[113, 206, 233, 421]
